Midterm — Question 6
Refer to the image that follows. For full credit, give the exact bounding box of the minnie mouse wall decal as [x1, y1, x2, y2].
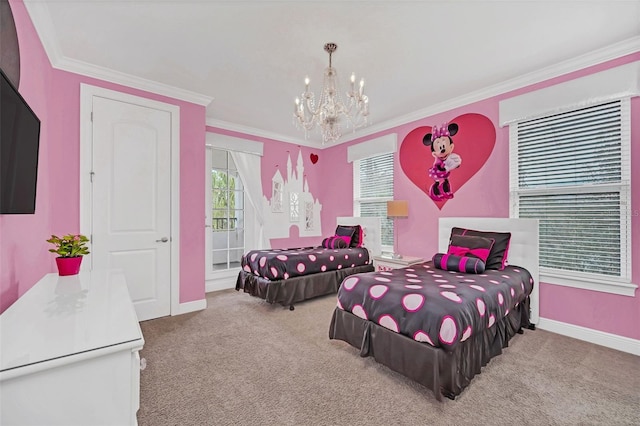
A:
[423, 122, 462, 201]
[399, 113, 496, 210]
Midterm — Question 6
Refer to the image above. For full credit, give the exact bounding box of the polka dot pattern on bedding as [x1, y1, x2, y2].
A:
[241, 246, 370, 280]
[336, 260, 534, 350]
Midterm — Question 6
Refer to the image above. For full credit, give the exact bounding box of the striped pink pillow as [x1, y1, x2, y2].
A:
[322, 236, 348, 249]
[432, 253, 486, 274]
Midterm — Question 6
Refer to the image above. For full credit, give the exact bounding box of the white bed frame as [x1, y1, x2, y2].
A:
[439, 217, 539, 324]
[336, 216, 382, 258]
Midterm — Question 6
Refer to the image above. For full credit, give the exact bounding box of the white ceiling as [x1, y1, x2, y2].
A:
[24, 0, 640, 147]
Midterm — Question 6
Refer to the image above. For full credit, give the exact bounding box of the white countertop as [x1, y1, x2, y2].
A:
[0, 270, 143, 375]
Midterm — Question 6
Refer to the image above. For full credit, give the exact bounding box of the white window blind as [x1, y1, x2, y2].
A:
[510, 99, 631, 281]
[354, 152, 394, 247]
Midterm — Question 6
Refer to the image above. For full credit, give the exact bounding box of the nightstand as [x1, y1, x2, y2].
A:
[372, 255, 424, 271]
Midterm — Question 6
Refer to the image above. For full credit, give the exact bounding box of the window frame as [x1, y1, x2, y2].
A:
[206, 147, 247, 280]
[509, 98, 635, 297]
[353, 151, 395, 253]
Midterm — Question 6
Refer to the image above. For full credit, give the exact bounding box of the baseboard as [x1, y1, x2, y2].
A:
[175, 299, 207, 315]
[205, 277, 236, 293]
[537, 317, 640, 356]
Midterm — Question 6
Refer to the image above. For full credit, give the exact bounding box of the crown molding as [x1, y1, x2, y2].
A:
[205, 118, 323, 149]
[23, 0, 63, 66]
[56, 56, 213, 106]
[338, 36, 640, 145]
[24, 1, 213, 107]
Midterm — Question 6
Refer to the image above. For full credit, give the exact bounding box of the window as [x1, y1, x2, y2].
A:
[354, 152, 394, 249]
[209, 148, 245, 271]
[510, 99, 631, 285]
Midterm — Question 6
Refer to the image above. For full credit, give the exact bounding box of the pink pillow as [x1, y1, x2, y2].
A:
[336, 235, 351, 246]
[335, 225, 362, 247]
[447, 235, 494, 263]
[451, 227, 512, 270]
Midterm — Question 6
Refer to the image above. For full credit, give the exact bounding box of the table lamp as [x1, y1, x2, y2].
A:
[386, 200, 408, 259]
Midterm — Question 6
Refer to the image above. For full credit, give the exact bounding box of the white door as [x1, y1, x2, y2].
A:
[90, 96, 172, 321]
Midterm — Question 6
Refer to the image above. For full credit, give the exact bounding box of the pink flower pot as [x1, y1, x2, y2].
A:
[56, 257, 83, 276]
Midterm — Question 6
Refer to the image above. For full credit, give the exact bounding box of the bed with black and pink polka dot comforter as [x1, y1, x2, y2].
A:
[336, 260, 534, 351]
[241, 246, 371, 281]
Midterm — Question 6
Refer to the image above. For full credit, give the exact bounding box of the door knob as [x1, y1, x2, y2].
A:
[156, 237, 169, 243]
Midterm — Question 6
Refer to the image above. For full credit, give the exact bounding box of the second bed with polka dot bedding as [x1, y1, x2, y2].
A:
[329, 217, 539, 401]
[335, 261, 533, 352]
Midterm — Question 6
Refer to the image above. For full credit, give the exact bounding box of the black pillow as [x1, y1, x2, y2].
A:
[322, 236, 348, 249]
[432, 253, 486, 274]
[335, 225, 362, 248]
[450, 227, 511, 270]
[447, 235, 494, 262]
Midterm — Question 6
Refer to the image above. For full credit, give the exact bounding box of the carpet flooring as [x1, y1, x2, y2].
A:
[138, 289, 640, 425]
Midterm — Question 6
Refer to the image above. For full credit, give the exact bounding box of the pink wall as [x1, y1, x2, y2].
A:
[320, 54, 640, 341]
[318, 100, 508, 257]
[205, 127, 331, 249]
[0, 0, 53, 312]
[208, 56, 640, 341]
[6, 0, 636, 341]
[0, 0, 205, 313]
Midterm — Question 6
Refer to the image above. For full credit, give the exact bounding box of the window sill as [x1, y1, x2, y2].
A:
[540, 271, 638, 297]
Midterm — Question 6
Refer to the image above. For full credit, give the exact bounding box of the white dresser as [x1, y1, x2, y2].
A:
[0, 270, 144, 425]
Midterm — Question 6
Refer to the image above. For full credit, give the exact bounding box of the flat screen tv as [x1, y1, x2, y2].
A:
[0, 67, 41, 214]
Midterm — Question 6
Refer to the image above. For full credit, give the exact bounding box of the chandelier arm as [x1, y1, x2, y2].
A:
[292, 42, 369, 144]
[302, 94, 320, 119]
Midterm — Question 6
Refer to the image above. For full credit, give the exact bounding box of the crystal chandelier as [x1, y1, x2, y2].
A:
[293, 43, 370, 144]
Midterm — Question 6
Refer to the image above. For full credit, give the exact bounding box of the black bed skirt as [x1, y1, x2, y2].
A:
[329, 297, 531, 401]
[236, 264, 375, 307]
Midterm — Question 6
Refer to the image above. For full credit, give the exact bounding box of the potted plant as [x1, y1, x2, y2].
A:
[47, 234, 90, 276]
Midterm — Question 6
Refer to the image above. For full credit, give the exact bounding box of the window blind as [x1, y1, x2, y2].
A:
[510, 99, 631, 280]
[357, 153, 394, 199]
[355, 152, 394, 246]
[359, 202, 394, 247]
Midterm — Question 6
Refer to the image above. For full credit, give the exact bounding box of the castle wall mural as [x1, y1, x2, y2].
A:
[263, 148, 322, 239]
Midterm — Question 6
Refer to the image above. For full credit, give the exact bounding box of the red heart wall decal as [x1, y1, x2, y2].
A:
[310, 153, 319, 164]
[399, 113, 496, 209]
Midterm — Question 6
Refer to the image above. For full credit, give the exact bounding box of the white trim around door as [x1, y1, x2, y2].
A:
[79, 83, 181, 318]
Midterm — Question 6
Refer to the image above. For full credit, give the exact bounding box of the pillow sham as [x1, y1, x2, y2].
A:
[432, 253, 486, 274]
[450, 227, 512, 270]
[335, 225, 363, 248]
[322, 235, 348, 249]
[447, 234, 494, 262]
